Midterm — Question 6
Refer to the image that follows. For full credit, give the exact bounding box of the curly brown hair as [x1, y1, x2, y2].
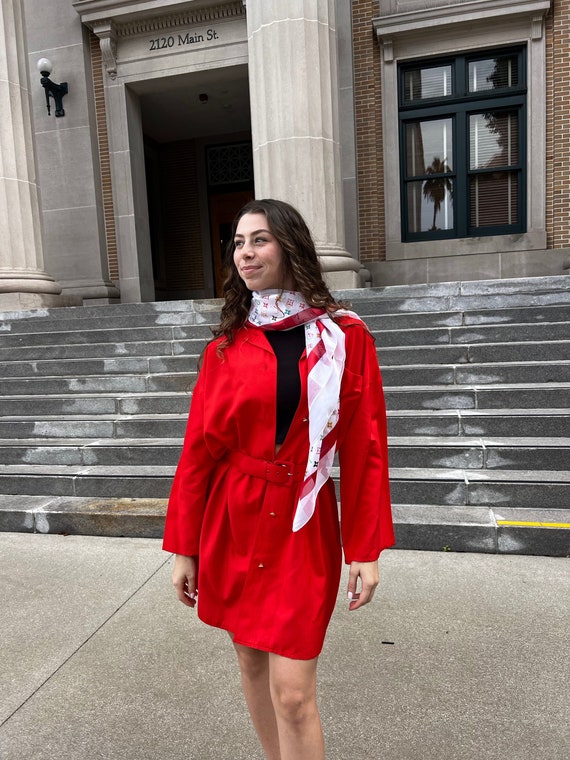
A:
[213, 199, 344, 347]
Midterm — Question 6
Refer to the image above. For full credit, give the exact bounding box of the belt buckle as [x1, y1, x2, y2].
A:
[267, 461, 293, 485]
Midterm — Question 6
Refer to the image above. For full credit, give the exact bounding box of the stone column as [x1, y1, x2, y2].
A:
[245, 0, 362, 288]
[0, 0, 62, 310]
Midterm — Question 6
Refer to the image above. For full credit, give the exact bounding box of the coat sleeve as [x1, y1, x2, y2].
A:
[338, 324, 395, 563]
[162, 346, 218, 556]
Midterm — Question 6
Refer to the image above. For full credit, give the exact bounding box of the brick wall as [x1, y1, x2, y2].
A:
[89, 32, 118, 282]
[352, 0, 385, 262]
[547, 0, 570, 249]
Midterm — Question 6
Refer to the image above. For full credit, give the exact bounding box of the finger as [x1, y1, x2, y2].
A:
[173, 575, 197, 608]
[347, 564, 360, 596]
[350, 577, 378, 610]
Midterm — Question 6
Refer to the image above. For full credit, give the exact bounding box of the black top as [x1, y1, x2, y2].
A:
[264, 326, 306, 444]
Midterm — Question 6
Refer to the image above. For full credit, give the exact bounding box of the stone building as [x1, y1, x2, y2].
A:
[1, 0, 568, 309]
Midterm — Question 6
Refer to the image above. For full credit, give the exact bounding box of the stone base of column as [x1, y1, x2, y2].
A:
[317, 244, 364, 290]
[61, 279, 121, 305]
[323, 269, 362, 290]
[0, 272, 70, 311]
[0, 292, 78, 312]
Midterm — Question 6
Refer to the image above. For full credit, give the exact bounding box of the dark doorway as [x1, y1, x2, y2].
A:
[209, 190, 254, 296]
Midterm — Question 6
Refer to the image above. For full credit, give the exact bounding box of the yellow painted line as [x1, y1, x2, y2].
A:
[497, 520, 570, 528]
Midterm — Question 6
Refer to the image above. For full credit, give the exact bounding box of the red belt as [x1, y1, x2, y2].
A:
[227, 451, 305, 486]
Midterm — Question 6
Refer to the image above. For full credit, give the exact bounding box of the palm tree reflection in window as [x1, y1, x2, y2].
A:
[422, 157, 453, 231]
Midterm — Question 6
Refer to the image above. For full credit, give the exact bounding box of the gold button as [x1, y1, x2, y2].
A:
[258, 563, 264, 568]
[269, 512, 276, 517]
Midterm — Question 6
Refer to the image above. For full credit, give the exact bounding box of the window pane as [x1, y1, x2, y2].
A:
[470, 172, 518, 227]
[469, 55, 519, 93]
[406, 119, 453, 176]
[407, 179, 454, 233]
[404, 65, 452, 101]
[469, 111, 518, 170]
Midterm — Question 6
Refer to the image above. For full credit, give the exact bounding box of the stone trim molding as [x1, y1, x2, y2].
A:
[373, 0, 551, 36]
[74, 0, 245, 36]
[115, 2, 245, 38]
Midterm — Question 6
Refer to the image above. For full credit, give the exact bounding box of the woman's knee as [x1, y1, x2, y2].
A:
[269, 657, 319, 724]
[271, 682, 316, 724]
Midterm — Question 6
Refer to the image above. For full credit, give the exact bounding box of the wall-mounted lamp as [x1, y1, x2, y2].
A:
[37, 58, 68, 117]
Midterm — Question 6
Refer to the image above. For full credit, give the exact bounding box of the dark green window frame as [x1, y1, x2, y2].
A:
[398, 47, 527, 242]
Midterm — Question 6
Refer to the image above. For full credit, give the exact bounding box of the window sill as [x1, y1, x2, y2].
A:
[387, 230, 547, 260]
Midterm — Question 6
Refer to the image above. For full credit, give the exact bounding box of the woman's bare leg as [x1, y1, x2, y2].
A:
[268, 654, 325, 760]
[233, 643, 281, 760]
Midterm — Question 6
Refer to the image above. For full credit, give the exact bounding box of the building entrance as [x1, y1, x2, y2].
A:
[136, 64, 252, 300]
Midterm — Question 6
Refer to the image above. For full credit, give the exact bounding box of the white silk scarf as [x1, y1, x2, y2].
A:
[248, 290, 360, 531]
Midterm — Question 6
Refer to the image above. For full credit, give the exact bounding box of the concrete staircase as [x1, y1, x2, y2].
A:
[0, 276, 569, 555]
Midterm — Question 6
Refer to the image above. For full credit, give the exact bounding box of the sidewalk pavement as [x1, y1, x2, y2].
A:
[0, 535, 568, 760]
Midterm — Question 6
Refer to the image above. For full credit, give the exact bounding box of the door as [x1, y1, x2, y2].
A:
[209, 190, 254, 296]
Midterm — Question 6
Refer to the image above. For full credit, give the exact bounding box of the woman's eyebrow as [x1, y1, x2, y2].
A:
[234, 228, 272, 238]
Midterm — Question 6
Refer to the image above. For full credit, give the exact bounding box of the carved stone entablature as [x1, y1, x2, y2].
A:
[116, 1, 244, 38]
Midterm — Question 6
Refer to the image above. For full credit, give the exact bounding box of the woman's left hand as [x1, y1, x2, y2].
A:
[347, 560, 379, 611]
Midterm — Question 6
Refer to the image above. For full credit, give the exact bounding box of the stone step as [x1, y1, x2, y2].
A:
[0, 337, 208, 363]
[0, 439, 182, 466]
[373, 320, 570, 346]
[1, 354, 568, 385]
[0, 407, 568, 439]
[0, 323, 213, 349]
[388, 409, 570, 437]
[0, 436, 567, 470]
[2, 311, 570, 361]
[391, 504, 570, 556]
[0, 394, 191, 416]
[0, 355, 199, 378]
[382, 362, 570, 386]
[385, 384, 570, 410]
[387, 468, 570, 509]
[3, 332, 568, 366]
[1, 275, 568, 332]
[388, 437, 570, 471]
[0, 463, 568, 508]
[346, 288, 570, 316]
[1, 495, 567, 556]
[357, 303, 570, 326]
[2, 313, 569, 355]
[2, 315, 568, 364]
[2, 384, 569, 417]
[0, 375, 154, 396]
[376, 341, 570, 366]
[0, 299, 222, 330]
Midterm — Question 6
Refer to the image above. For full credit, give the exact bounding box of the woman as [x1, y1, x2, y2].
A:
[163, 199, 394, 760]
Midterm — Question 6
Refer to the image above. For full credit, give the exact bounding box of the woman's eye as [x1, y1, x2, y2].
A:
[234, 240, 243, 248]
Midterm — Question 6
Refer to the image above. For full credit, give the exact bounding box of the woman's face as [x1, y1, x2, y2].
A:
[233, 212, 296, 292]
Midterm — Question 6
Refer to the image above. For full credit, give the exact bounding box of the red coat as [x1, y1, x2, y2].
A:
[163, 317, 394, 659]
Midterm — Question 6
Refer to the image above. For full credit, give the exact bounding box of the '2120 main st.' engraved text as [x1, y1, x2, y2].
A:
[148, 29, 219, 51]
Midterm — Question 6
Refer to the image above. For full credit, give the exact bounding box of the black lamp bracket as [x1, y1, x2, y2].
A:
[40, 73, 68, 117]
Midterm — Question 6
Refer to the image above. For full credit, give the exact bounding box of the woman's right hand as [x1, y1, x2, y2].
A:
[172, 554, 198, 608]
